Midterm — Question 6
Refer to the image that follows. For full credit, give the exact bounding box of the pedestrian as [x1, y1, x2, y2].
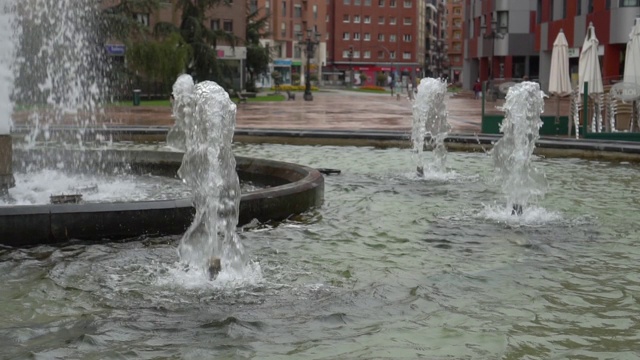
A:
[473, 78, 482, 100]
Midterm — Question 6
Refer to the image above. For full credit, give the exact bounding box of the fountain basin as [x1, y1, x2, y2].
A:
[0, 148, 324, 246]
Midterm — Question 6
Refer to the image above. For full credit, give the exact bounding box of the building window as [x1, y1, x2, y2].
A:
[313, 4, 318, 19]
[577, 0, 582, 14]
[364, 50, 371, 58]
[265, 0, 271, 15]
[403, 34, 412, 42]
[294, 23, 301, 33]
[343, 14, 350, 22]
[344, 0, 350, 4]
[403, 51, 411, 59]
[211, 19, 220, 30]
[378, 50, 385, 58]
[453, 6, 461, 14]
[354, 50, 360, 58]
[354, 0, 360, 4]
[294, 45, 302, 58]
[364, 15, 371, 23]
[588, 0, 594, 12]
[294, 4, 302, 17]
[378, 16, 385, 24]
[354, 32, 361, 40]
[223, 20, 233, 32]
[389, 17, 396, 25]
[389, 34, 396, 42]
[343, 50, 351, 58]
[354, 15, 361, 23]
[378, 0, 384, 6]
[134, 13, 150, 27]
[389, 51, 396, 59]
[281, 0, 286, 16]
[390, 0, 396, 7]
[365, 0, 371, 5]
[378, 33, 385, 41]
[364, 33, 371, 41]
[403, 0, 412, 7]
[497, 11, 508, 30]
[620, 0, 640, 6]
[562, 0, 567, 18]
[343, 32, 350, 40]
[403, 17, 412, 25]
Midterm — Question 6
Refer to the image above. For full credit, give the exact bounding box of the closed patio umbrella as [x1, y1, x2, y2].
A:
[579, 22, 604, 132]
[548, 29, 572, 135]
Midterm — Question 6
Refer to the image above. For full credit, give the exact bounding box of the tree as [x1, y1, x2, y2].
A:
[155, 0, 236, 85]
[244, 7, 271, 92]
[100, 0, 163, 42]
[126, 33, 191, 94]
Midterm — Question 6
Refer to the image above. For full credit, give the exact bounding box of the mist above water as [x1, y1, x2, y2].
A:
[0, 0, 17, 135]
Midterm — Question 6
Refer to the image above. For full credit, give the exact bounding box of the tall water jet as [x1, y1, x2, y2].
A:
[490, 82, 546, 215]
[172, 76, 249, 279]
[0, 0, 17, 194]
[14, 0, 108, 153]
[411, 77, 450, 176]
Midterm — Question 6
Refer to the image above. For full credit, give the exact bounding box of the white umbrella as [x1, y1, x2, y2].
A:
[549, 29, 572, 135]
[623, 19, 640, 131]
[579, 22, 603, 95]
[579, 22, 604, 132]
[623, 19, 640, 86]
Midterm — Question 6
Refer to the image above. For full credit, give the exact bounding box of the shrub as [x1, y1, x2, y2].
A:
[270, 84, 319, 91]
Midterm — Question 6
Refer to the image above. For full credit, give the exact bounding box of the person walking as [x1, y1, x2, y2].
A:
[473, 79, 482, 100]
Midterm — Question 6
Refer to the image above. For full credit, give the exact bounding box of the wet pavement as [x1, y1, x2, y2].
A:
[11, 88, 571, 134]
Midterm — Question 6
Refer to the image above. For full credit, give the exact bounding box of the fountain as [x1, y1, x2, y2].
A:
[0, 0, 324, 246]
[490, 81, 546, 215]
[411, 77, 450, 177]
[171, 76, 248, 279]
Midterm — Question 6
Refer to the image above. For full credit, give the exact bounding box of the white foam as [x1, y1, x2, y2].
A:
[479, 203, 563, 226]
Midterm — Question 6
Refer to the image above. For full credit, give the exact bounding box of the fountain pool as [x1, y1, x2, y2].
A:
[2, 143, 639, 359]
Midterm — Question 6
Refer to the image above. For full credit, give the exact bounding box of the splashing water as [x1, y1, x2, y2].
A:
[173, 77, 256, 281]
[0, 0, 17, 135]
[166, 74, 194, 151]
[490, 82, 547, 214]
[411, 78, 450, 176]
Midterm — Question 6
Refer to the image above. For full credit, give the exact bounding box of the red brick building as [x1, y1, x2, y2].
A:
[325, 0, 426, 86]
[446, 0, 464, 83]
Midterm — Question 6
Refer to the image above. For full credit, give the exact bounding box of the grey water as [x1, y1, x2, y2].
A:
[2, 144, 640, 359]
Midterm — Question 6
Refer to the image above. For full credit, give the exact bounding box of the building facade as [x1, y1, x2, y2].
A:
[462, 0, 538, 89]
[253, 0, 327, 87]
[446, 0, 464, 83]
[535, 0, 640, 92]
[425, 0, 447, 79]
[325, 0, 426, 87]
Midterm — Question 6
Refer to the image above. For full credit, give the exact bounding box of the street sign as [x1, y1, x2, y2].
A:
[105, 44, 126, 56]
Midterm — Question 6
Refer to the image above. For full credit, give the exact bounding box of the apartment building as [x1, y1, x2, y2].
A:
[325, 0, 426, 86]
[446, 0, 464, 83]
[252, 0, 327, 86]
[462, 0, 538, 89]
[536, 0, 640, 91]
[425, 0, 447, 79]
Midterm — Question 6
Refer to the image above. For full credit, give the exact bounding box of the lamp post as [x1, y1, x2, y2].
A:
[297, 29, 321, 101]
[480, 19, 506, 94]
[347, 46, 354, 87]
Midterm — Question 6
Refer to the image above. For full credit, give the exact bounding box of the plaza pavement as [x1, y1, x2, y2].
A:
[13, 88, 570, 134]
[91, 88, 485, 134]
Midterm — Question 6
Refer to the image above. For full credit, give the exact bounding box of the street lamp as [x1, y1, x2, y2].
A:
[297, 29, 321, 101]
[348, 46, 354, 87]
[480, 19, 506, 83]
